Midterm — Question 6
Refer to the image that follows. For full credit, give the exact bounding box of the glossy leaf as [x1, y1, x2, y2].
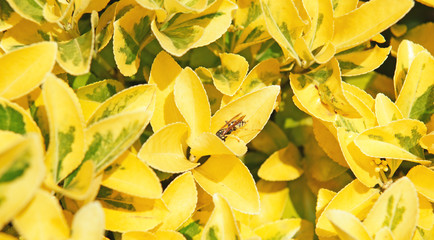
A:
[95, 2, 116, 51]
[0, 0, 20, 31]
[254, 219, 314, 240]
[407, 165, 434, 202]
[417, 194, 434, 230]
[0, 134, 44, 229]
[258, 143, 303, 181]
[189, 132, 247, 157]
[201, 194, 240, 240]
[420, 131, 434, 154]
[149, 51, 184, 132]
[391, 23, 434, 59]
[164, 0, 207, 14]
[13, 190, 69, 240]
[313, 118, 348, 167]
[76, 80, 124, 103]
[5, 0, 44, 23]
[0, 98, 42, 137]
[102, 151, 162, 198]
[138, 122, 198, 173]
[0, 42, 57, 100]
[364, 177, 418, 240]
[375, 93, 403, 126]
[326, 209, 372, 240]
[159, 172, 198, 231]
[43, 74, 85, 183]
[336, 45, 391, 76]
[355, 119, 427, 162]
[316, 188, 336, 219]
[70, 201, 105, 240]
[192, 155, 260, 214]
[211, 53, 249, 96]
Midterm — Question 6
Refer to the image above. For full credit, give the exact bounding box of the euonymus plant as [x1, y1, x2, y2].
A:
[0, 0, 433, 239]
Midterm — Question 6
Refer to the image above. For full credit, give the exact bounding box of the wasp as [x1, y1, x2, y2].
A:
[216, 113, 246, 141]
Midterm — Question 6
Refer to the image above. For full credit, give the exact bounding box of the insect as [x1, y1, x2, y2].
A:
[216, 113, 247, 141]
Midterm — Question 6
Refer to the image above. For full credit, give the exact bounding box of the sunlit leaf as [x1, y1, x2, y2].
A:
[211, 53, 249, 96]
[391, 23, 434, 58]
[258, 143, 303, 181]
[249, 120, 288, 155]
[174, 67, 211, 142]
[189, 132, 247, 157]
[70, 201, 105, 240]
[375, 93, 403, 126]
[326, 209, 372, 240]
[155, 231, 186, 240]
[192, 155, 259, 214]
[364, 177, 418, 240]
[97, 186, 169, 232]
[13, 190, 69, 240]
[164, 0, 207, 14]
[149, 51, 185, 132]
[159, 172, 197, 231]
[332, 0, 413, 51]
[123, 231, 157, 240]
[5, 0, 44, 23]
[0, 98, 42, 139]
[0, 0, 20, 32]
[395, 51, 434, 123]
[316, 179, 380, 238]
[407, 165, 434, 202]
[417, 194, 434, 230]
[113, 5, 154, 76]
[43, 74, 85, 183]
[196, 67, 222, 114]
[201, 194, 240, 240]
[313, 118, 348, 167]
[95, 2, 117, 51]
[355, 119, 428, 162]
[420, 131, 434, 154]
[76, 80, 124, 103]
[341, 82, 376, 128]
[336, 45, 391, 76]
[316, 188, 336, 219]
[102, 151, 162, 198]
[254, 219, 314, 240]
[290, 58, 359, 122]
[0, 134, 44, 229]
[0, 42, 56, 100]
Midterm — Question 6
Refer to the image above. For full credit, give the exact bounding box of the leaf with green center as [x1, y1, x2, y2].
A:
[192, 155, 259, 214]
[95, 2, 117, 52]
[138, 122, 199, 173]
[201, 194, 240, 240]
[158, 172, 197, 231]
[364, 177, 418, 240]
[97, 186, 169, 232]
[151, 0, 237, 56]
[211, 53, 249, 96]
[87, 84, 156, 126]
[316, 179, 380, 238]
[260, 0, 305, 62]
[290, 58, 360, 122]
[5, 0, 44, 23]
[258, 143, 303, 181]
[12, 190, 69, 240]
[102, 151, 162, 198]
[164, 0, 207, 14]
[76, 80, 124, 103]
[174, 67, 211, 142]
[407, 165, 434, 202]
[355, 119, 428, 162]
[70, 201, 105, 240]
[149, 51, 185, 132]
[392, 40, 426, 97]
[332, 0, 413, 52]
[113, 5, 154, 76]
[395, 51, 434, 123]
[0, 41, 57, 100]
[43, 74, 85, 183]
[302, 0, 334, 54]
[326, 210, 372, 240]
[253, 219, 314, 240]
[0, 98, 41, 138]
[375, 93, 403, 126]
[0, 134, 44, 229]
[0, 0, 21, 31]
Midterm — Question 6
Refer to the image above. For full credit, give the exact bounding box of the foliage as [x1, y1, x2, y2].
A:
[0, 0, 433, 239]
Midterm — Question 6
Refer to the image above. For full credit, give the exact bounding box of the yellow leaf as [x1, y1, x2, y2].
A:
[113, 5, 154, 76]
[83, 0, 110, 13]
[159, 172, 198, 231]
[102, 151, 162, 198]
[78, 99, 100, 123]
[316, 179, 380, 238]
[138, 122, 199, 173]
[332, 0, 413, 51]
[149, 51, 185, 132]
[164, 0, 207, 14]
[260, 0, 305, 62]
[355, 119, 428, 162]
[395, 50, 434, 123]
[336, 45, 391, 76]
[0, 134, 44, 229]
[0, 42, 56, 100]
[342, 83, 376, 129]
[189, 132, 247, 157]
[391, 23, 434, 58]
[254, 219, 314, 240]
[420, 131, 434, 154]
[123, 232, 157, 240]
[174, 67, 211, 142]
[5, 0, 45, 23]
[417, 194, 434, 230]
[211, 53, 249, 96]
[375, 93, 403, 126]
[407, 165, 434, 202]
[249, 120, 288, 155]
[302, 0, 334, 53]
[393, 40, 426, 97]
[221, 58, 281, 106]
[98, 186, 169, 232]
[0, 232, 18, 240]
[70, 201, 105, 240]
[76, 79, 124, 103]
[249, 180, 289, 228]
[13, 190, 69, 240]
[364, 177, 418, 240]
[326, 210, 372, 240]
[155, 230, 186, 240]
[87, 84, 156, 126]
[42, 0, 70, 23]
[0, 0, 20, 32]
[211, 85, 280, 144]
[43, 74, 85, 183]
[316, 188, 337, 220]
[95, 2, 116, 51]
[192, 155, 259, 214]
[258, 143, 304, 181]
[331, 0, 358, 18]
[196, 67, 223, 114]
[290, 58, 359, 122]
[374, 228, 394, 240]
[201, 194, 240, 240]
